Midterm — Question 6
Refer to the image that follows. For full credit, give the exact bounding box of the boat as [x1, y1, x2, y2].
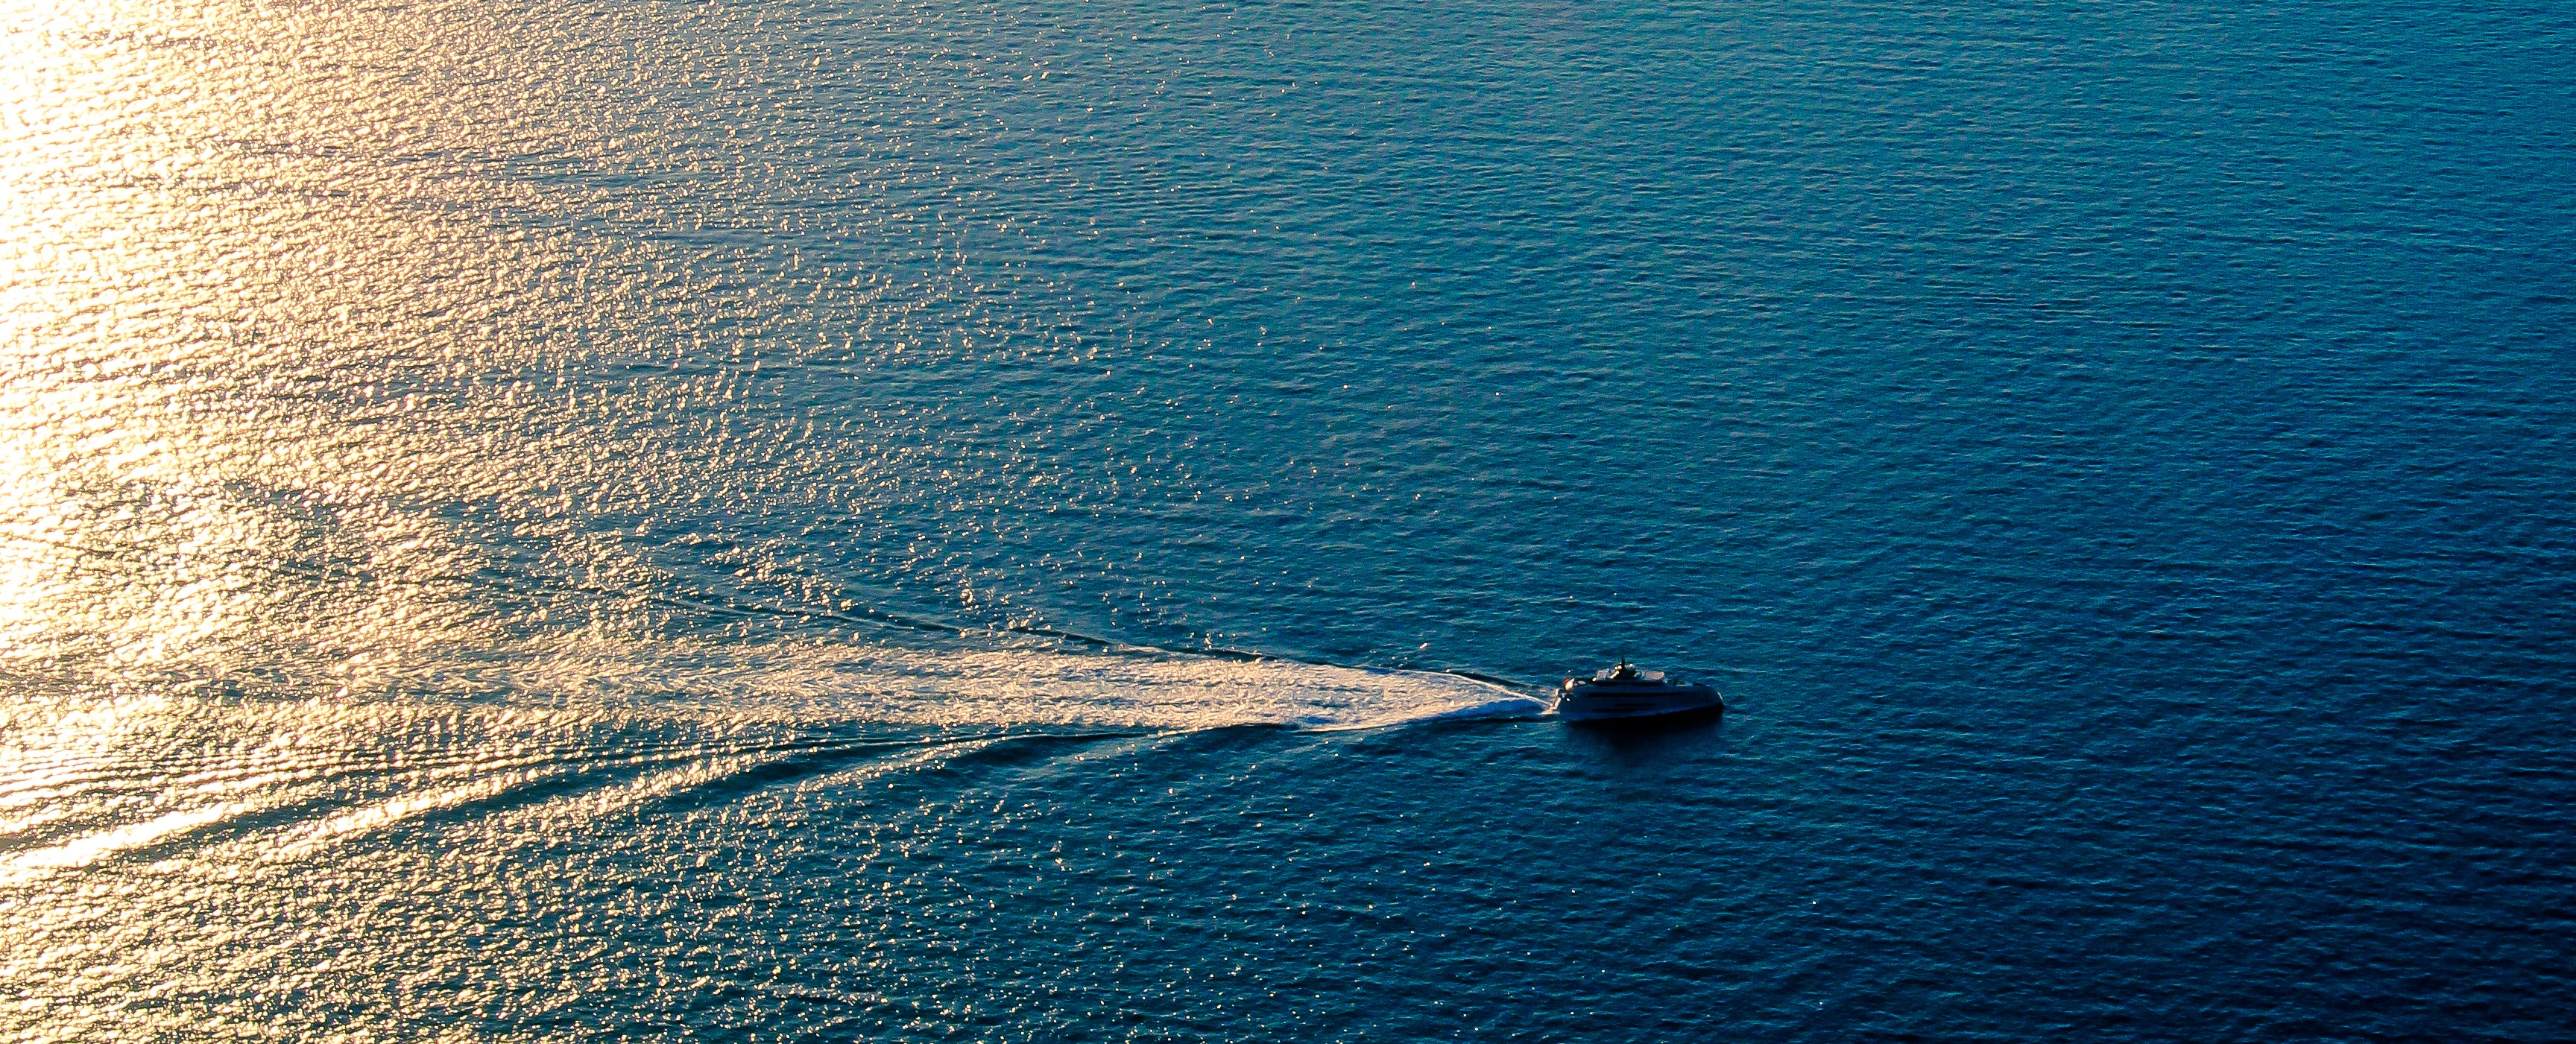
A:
[1555, 660, 1723, 723]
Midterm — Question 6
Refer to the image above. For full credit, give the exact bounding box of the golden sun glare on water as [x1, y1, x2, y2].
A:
[0, 1, 604, 692]
[0, 3, 225, 671]
[0, 12, 696, 962]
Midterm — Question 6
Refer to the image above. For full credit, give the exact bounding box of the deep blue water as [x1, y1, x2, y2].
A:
[1, 0, 2572, 1039]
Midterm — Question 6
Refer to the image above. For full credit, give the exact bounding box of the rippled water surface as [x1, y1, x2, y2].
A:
[4, 0, 2572, 1039]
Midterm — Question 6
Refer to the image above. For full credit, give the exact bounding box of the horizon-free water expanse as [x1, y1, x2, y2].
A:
[3, 0, 2572, 1039]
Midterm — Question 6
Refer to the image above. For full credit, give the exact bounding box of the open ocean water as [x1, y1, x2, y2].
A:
[3, 0, 2573, 1039]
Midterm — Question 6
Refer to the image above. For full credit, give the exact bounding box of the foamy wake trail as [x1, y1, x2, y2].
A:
[399, 637, 1549, 730]
[0, 642, 1547, 885]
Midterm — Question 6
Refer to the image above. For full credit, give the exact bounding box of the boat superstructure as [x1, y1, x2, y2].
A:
[1555, 660, 1723, 723]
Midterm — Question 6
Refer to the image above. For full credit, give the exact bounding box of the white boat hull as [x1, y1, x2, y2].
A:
[1554, 682, 1723, 723]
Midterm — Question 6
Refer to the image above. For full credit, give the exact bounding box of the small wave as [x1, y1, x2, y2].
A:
[0, 802, 249, 884]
